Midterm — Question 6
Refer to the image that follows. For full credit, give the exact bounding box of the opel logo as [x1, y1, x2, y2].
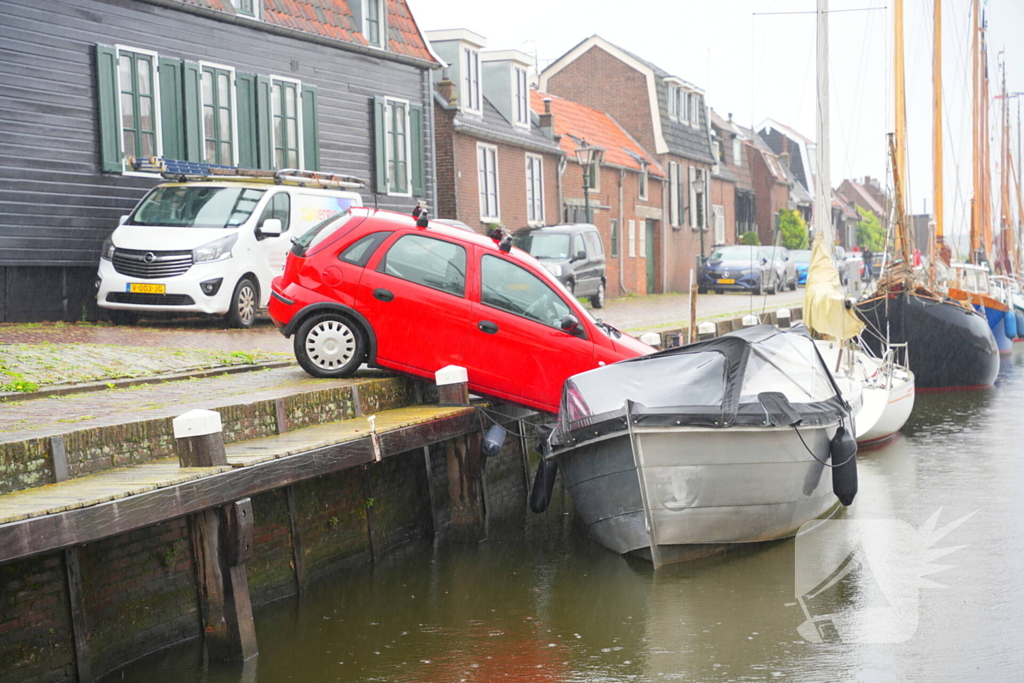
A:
[144, 252, 156, 264]
[723, 271, 729, 279]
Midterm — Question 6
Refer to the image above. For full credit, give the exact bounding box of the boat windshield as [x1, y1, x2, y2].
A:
[740, 333, 836, 404]
[563, 352, 727, 420]
[129, 185, 265, 228]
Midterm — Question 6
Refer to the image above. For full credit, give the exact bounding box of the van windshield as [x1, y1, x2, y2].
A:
[129, 186, 266, 228]
[516, 233, 571, 260]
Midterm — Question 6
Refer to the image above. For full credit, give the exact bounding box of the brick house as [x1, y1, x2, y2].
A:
[531, 91, 665, 296]
[0, 0, 443, 322]
[709, 110, 756, 245]
[426, 30, 563, 231]
[838, 178, 887, 226]
[744, 127, 795, 246]
[539, 36, 715, 293]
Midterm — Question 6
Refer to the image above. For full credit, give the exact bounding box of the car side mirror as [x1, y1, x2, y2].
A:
[260, 218, 283, 237]
[761, 257, 768, 265]
[119, 215, 129, 226]
[560, 314, 583, 336]
[572, 250, 586, 262]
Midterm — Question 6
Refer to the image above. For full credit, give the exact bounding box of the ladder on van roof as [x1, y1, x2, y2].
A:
[128, 157, 367, 190]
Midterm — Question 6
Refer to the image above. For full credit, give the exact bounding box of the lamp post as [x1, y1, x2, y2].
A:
[693, 174, 706, 265]
[574, 141, 604, 223]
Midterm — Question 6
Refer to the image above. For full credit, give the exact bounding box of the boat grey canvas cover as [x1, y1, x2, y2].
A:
[552, 324, 851, 448]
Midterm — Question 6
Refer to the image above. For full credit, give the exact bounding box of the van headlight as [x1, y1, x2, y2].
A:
[193, 234, 238, 263]
[101, 237, 115, 260]
[544, 263, 561, 277]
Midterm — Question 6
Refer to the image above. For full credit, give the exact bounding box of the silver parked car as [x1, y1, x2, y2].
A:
[761, 246, 798, 293]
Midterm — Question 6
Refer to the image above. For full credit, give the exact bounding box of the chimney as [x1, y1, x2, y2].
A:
[728, 112, 733, 122]
[780, 151, 790, 170]
[539, 97, 555, 139]
[436, 76, 457, 106]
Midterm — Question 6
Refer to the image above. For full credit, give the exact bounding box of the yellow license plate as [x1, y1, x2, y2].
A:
[127, 283, 166, 294]
[717, 278, 735, 284]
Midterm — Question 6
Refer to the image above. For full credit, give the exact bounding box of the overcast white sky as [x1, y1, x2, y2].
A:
[412, 0, 1024, 247]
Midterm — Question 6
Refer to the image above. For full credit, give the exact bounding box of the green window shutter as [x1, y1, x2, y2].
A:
[409, 103, 424, 197]
[373, 96, 387, 193]
[236, 72, 257, 168]
[158, 57, 184, 161]
[182, 60, 202, 162]
[256, 75, 272, 170]
[301, 84, 320, 172]
[95, 44, 122, 172]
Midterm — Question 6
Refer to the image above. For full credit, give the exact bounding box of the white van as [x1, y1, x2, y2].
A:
[96, 166, 363, 328]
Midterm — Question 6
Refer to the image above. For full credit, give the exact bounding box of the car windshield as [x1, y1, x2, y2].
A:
[518, 233, 571, 260]
[792, 250, 812, 263]
[711, 246, 761, 261]
[129, 186, 265, 228]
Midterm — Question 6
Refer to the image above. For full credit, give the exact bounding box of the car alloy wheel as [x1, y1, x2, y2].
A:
[294, 314, 365, 378]
[227, 277, 257, 329]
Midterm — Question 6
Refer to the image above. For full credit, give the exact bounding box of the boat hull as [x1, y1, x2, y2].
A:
[553, 425, 839, 564]
[858, 373, 915, 445]
[977, 304, 1013, 354]
[855, 292, 999, 389]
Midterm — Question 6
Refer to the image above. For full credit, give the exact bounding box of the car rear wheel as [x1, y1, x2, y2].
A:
[226, 277, 258, 329]
[767, 275, 778, 295]
[294, 314, 365, 378]
[590, 282, 605, 309]
[752, 277, 762, 296]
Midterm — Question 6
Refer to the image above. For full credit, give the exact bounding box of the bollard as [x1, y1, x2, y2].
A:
[436, 365, 469, 406]
[640, 332, 662, 349]
[777, 308, 791, 328]
[742, 314, 760, 328]
[173, 409, 227, 467]
[697, 322, 717, 341]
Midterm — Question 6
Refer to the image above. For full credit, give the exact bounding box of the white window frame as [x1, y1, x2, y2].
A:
[628, 219, 637, 257]
[478, 143, 499, 221]
[680, 92, 690, 124]
[463, 47, 482, 114]
[669, 161, 679, 227]
[690, 94, 701, 128]
[525, 154, 544, 226]
[639, 219, 646, 258]
[668, 84, 679, 120]
[198, 61, 239, 167]
[639, 164, 648, 201]
[363, 0, 387, 48]
[513, 66, 530, 129]
[585, 159, 600, 193]
[733, 138, 742, 165]
[115, 45, 163, 176]
[383, 96, 412, 197]
[713, 205, 726, 244]
[269, 75, 305, 170]
[231, 0, 261, 20]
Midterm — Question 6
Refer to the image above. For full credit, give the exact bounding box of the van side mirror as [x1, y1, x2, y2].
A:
[572, 250, 587, 262]
[260, 218, 283, 237]
[560, 314, 583, 336]
[119, 215, 129, 226]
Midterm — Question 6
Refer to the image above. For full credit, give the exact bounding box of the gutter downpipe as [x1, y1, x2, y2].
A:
[557, 156, 567, 224]
[619, 168, 628, 295]
[425, 71, 439, 217]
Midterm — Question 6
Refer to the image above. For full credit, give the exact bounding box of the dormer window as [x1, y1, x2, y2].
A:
[231, 0, 259, 18]
[464, 47, 481, 113]
[668, 84, 680, 120]
[733, 138, 742, 165]
[690, 94, 701, 127]
[514, 66, 529, 127]
[364, 0, 385, 48]
[681, 92, 690, 124]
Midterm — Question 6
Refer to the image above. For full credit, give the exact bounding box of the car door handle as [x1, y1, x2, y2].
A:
[373, 288, 394, 302]
[478, 320, 499, 334]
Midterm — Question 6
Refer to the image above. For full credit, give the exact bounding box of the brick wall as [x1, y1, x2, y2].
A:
[0, 439, 53, 495]
[294, 468, 372, 584]
[245, 489, 296, 606]
[0, 553, 74, 683]
[434, 103, 459, 221]
[365, 449, 433, 555]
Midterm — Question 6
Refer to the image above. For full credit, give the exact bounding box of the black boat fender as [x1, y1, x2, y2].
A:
[830, 426, 858, 506]
[529, 459, 558, 513]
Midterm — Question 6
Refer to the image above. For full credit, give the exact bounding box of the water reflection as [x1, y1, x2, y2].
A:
[110, 350, 1024, 682]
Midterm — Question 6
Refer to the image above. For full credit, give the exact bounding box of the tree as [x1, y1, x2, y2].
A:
[855, 206, 886, 252]
[739, 231, 760, 246]
[779, 209, 808, 250]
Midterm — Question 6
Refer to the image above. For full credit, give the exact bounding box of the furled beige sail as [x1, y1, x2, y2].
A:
[803, 237, 864, 340]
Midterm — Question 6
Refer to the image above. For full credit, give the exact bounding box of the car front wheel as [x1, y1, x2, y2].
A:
[294, 314, 366, 378]
[590, 282, 605, 309]
[226, 277, 258, 329]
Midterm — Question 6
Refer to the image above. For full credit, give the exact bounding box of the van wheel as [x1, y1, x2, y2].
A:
[226, 277, 258, 329]
[566, 279, 576, 297]
[109, 310, 139, 326]
[590, 282, 605, 309]
[294, 314, 366, 378]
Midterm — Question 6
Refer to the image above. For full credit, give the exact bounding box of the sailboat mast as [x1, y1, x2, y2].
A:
[894, 0, 908, 227]
[815, 0, 832, 245]
[971, 0, 981, 262]
[933, 0, 944, 249]
[1000, 59, 1015, 274]
[982, 16, 992, 261]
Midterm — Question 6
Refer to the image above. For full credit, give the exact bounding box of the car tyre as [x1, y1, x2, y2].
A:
[294, 314, 365, 378]
[108, 310, 140, 326]
[753, 277, 762, 296]
[590, 281, 605, 309]
[566, 279, 576, 297]
[698, 286, 708, 295]
[767, 275, 779, 295]
[226, 277, 258, 329]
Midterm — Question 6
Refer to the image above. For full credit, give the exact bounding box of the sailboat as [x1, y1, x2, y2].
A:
[854, 0, 999, 390]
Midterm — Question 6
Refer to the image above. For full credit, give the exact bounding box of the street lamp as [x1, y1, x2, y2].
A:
[692, 173, 706, 264]
[574, 141, 604, 224]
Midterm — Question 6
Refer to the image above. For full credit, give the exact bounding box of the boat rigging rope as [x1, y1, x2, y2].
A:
[792, 422, 856, 468]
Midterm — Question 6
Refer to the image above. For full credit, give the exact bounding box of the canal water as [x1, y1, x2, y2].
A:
[114, 349, 1024, 682]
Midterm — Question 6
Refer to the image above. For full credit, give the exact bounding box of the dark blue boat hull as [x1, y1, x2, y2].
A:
[855, 292, 999, 389]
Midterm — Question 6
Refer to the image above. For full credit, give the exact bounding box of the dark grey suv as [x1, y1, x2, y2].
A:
[513, 224, 607, 308]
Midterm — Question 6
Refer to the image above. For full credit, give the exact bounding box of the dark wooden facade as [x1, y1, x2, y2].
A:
[0, 0, 439, 322]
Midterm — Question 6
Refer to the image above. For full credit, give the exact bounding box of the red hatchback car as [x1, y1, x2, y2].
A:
[268, 207, 652, 413]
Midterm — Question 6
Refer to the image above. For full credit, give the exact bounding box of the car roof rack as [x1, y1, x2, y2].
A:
[128, 157, 367, 190]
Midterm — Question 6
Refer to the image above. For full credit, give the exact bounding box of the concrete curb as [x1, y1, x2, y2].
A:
[0, 360, 295, 404]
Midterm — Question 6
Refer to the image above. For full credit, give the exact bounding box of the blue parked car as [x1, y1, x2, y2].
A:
[698, 245, 776, 295]
[792, 249, 812, 285]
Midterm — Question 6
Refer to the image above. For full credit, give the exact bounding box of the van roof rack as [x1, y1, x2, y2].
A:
[129, 157, 366, 190]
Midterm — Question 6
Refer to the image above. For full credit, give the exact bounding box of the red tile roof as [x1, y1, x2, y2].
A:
[531, 90, 665, 177]
[176, 0, 439, 64]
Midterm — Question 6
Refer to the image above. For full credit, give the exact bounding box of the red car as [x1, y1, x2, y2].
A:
[268, 207, 652, 414]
